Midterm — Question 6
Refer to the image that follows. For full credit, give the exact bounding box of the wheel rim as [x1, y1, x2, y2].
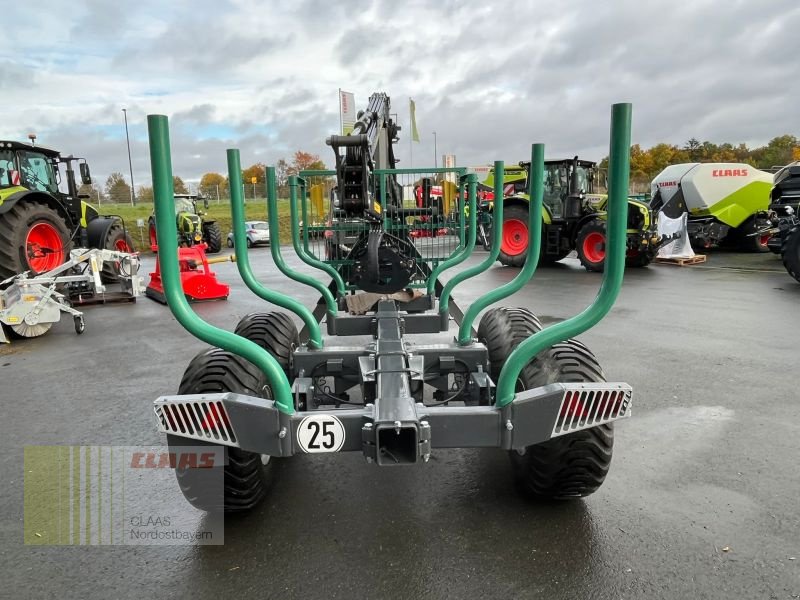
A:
[114, 238, 132, 252]
[501, 218, 528, 256]
[759, 234, 770, 247]
[582, 231, 606, 263]
[149, 224, 158, 247]
[25, 222, 64, 272]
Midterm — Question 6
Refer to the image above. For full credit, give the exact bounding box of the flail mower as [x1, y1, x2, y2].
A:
[148, 96, 635, 513]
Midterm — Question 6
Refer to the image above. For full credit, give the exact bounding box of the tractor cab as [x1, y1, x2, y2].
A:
[538, 158, 596, 220]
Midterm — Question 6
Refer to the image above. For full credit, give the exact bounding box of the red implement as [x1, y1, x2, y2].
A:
[146, 243, 230, 303]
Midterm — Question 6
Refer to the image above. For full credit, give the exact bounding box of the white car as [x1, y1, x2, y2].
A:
[227, 221, 270, 248]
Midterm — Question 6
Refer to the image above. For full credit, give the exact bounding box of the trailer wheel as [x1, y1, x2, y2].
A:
[174, 348, 275, 513]
[576, 221, 606, 272]
[509, 339, 614, 499]
[782, 226, 800, 283]
[478, 307, 543, 380]
[203, 222, 223, 253]
[234, 312, 298, 376]
[0, 200, 72, 279]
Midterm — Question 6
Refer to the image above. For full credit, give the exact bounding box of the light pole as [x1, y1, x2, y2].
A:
[122, 108, 136, 206]
[433, 131, 438, 168]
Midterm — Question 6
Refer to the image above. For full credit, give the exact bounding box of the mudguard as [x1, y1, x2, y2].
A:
[86, 216, 118, 248]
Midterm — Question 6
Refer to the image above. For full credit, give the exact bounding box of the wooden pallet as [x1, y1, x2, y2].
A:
[655, 254, 707, 266]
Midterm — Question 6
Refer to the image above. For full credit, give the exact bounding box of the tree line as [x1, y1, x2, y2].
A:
[77, 151, 326, 204]
[599, 135, 800, 187]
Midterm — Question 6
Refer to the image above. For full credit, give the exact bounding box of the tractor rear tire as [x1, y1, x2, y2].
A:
[234, 312, 298, 376]
[478, 307, 543, 380]
[497, 205, 530, 267]
[100, 223, 135, 283]
[0, 201, 72, 280]
[782, 226, 800, 283]
[576, 220, 607, 272]
[174, 348, 275, 513]
[509, 339, 614, 499]
[203, 222, 223, 253]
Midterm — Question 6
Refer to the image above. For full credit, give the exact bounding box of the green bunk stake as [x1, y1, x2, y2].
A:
[426, 173, 478, 296]
[147, 115, 294, 415]
[288, 175, 346, 296]
[264, 167, 338, 323]
[438, 161, 505, 328]
[457, 144, 545, 344]
[495, 103, 633, 409]
[226, 149, 324, 349]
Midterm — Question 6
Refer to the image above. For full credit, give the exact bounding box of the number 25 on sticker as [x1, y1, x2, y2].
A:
[297, 415, 346, 453]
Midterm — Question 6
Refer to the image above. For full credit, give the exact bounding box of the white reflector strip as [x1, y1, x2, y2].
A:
[154, 398, 239, 447]
[552, 383, 631, 437]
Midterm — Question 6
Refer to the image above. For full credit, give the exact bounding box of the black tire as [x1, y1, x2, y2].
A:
[479, 308, 614, 500]
[227, 236, 234, 248]
[234, 312, 298, 376]
[0, 200, 72, 280]
[782, 226, 800, 283]
[576, 220, 607, 272]
[625, 249, 655, 268]
[100, 223, 135, 283]
[203, 221, 222, 253]
[734, 217, 771, 253]
[478, 307, 543, 381]
[246, 237, 253, 249]
[174, 348, 274, 513]
[496, 204, 530, 267]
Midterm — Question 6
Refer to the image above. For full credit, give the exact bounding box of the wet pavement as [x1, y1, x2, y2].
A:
[1, 247, 798, 599]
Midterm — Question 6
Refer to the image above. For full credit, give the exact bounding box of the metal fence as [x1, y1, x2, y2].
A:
[297, 168, 467, 289]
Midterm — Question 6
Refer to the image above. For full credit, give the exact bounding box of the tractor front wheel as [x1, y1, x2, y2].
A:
[174, 349, 276, 513]
[203, 222, 223, 253]
[497, 205, 530, 267]
[0, 201, 72, 280]
[576, 221, 607, 272]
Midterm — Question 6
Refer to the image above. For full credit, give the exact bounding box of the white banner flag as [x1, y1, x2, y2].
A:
[339, 90, 356, 135]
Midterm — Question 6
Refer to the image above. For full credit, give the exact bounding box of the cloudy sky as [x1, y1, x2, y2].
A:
[0, 0, 797, 188]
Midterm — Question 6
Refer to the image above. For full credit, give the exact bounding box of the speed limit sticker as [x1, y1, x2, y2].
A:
[297, 415, 346, 453]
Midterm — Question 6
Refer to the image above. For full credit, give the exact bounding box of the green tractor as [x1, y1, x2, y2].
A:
[0, 140, 134, 280]
[476, 157, 661, 271]
[147, 194, 222, 253]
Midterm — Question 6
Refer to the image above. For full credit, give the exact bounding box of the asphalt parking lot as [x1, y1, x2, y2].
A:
[1, 248, 798, 600]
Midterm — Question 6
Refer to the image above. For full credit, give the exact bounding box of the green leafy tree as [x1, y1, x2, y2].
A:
[242, 163, 266, 185]
[199, 172, 226, 198]
[173, 176, 189, 195]
[137, 185, 154, 203]
[105, 172, 131, 204]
